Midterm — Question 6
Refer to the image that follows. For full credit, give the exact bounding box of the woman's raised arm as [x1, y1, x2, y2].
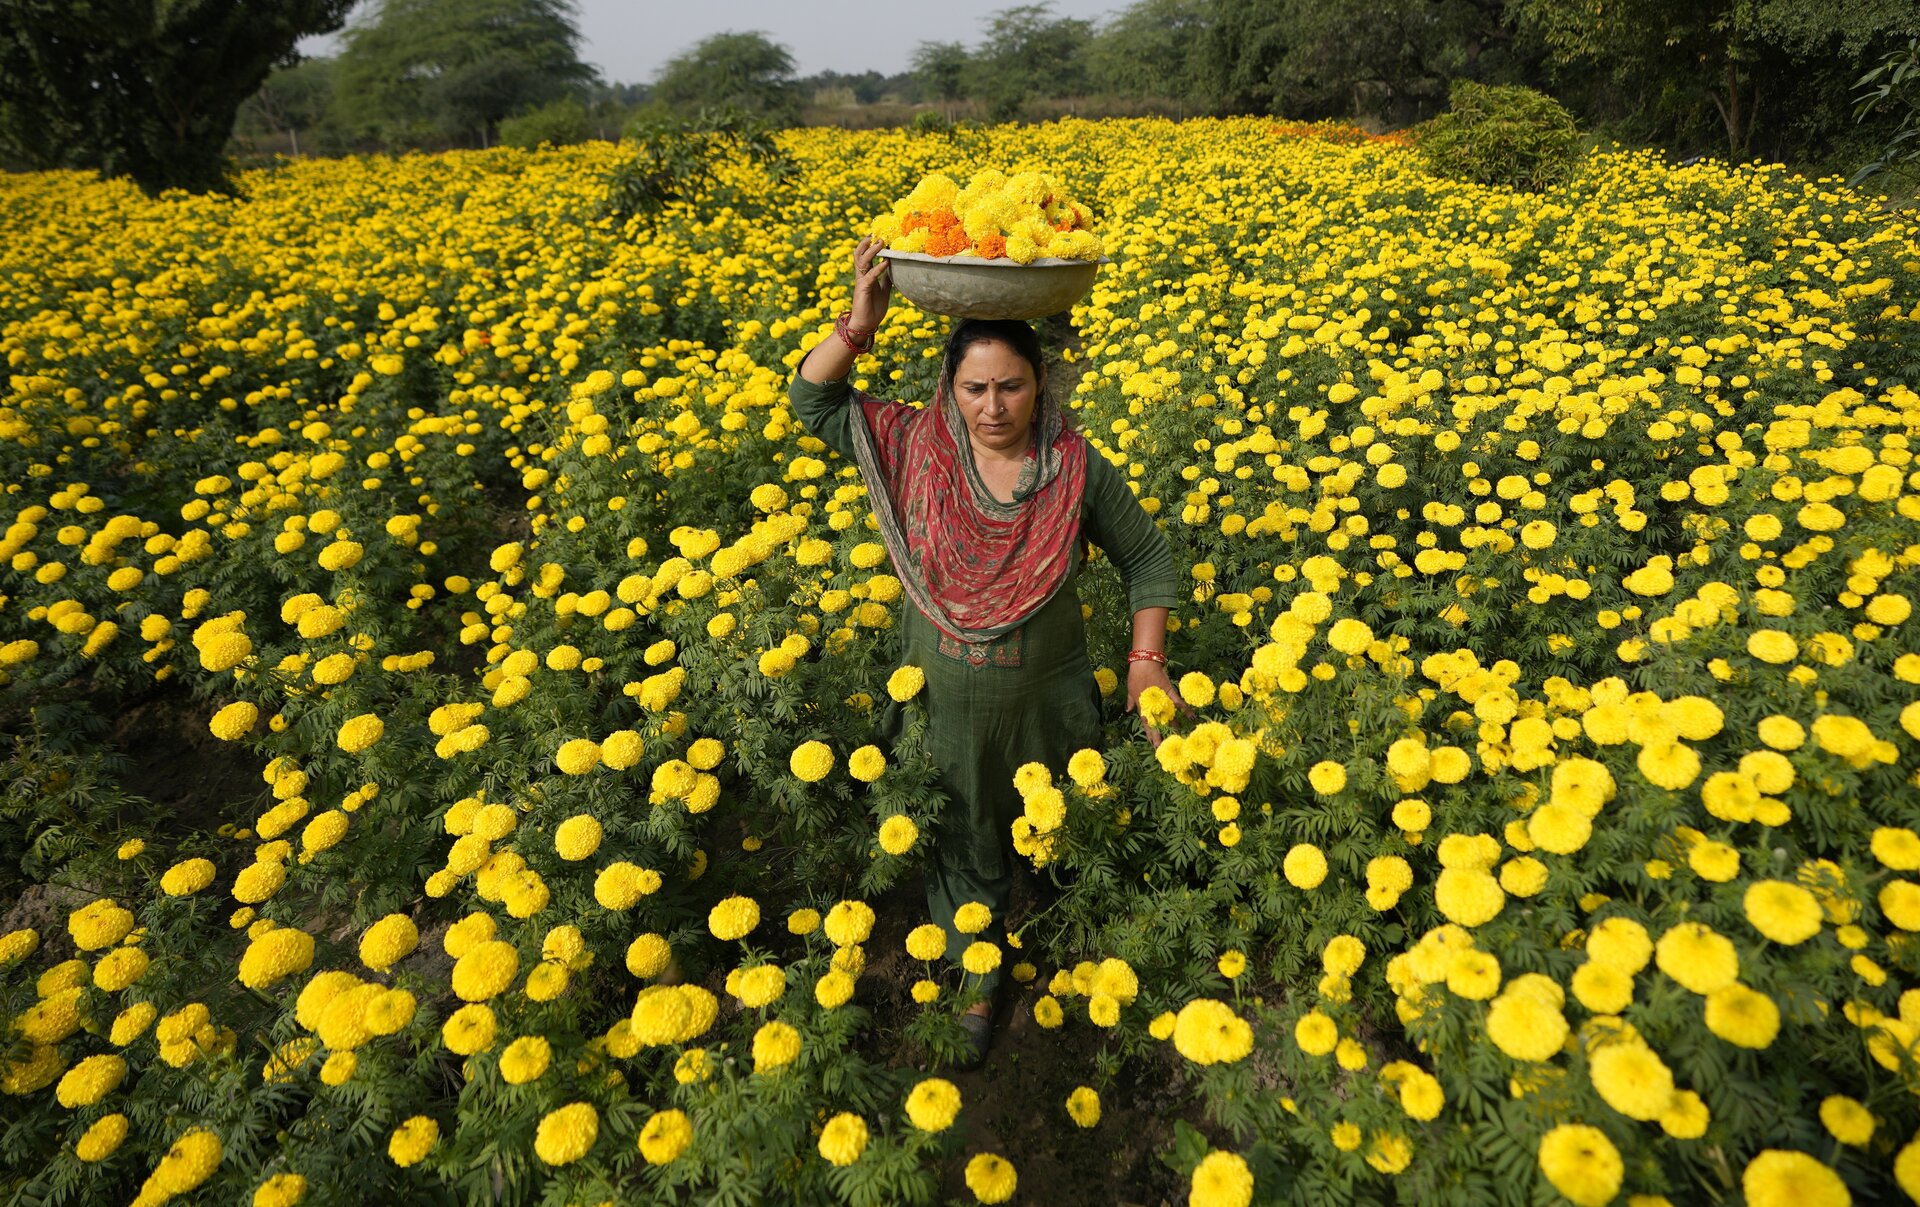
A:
[798, 236, 892, 384]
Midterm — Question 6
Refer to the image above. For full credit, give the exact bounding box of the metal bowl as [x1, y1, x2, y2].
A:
[878, 250, 1106, 321]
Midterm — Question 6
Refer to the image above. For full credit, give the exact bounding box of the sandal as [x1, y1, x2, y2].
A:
[957, 1010, 992, 1069]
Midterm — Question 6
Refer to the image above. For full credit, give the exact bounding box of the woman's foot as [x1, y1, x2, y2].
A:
[958, 1003, 992, 1069]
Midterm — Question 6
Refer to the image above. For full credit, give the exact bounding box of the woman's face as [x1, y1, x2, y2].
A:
[951, 339, 1041, 455]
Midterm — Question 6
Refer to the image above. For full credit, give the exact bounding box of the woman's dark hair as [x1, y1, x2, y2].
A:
[940, 318, 1071, 429]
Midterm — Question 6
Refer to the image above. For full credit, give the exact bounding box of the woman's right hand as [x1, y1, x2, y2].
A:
[850, 236, 892, 332]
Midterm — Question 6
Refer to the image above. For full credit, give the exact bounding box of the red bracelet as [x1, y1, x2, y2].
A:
[834, 311, 875, 353]
[1126, 649, 1167, 665]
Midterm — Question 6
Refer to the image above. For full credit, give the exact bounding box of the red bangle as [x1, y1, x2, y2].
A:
[1126, 649, 1167, 665]
[834, 311, 874, 353]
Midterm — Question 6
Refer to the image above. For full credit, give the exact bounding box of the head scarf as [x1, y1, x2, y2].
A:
[844, 370, 1087, 646]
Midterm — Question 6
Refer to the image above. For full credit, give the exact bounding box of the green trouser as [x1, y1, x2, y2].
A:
[925, 855, 1012, 1001]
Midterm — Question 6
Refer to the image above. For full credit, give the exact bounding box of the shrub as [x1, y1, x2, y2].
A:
[1415, 81, 1582, 191]
[498, 98, 592, 150]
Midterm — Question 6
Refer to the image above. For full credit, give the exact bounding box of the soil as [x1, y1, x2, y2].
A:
[106, 683, 271, 839]
[857, 880, 1189, 1206]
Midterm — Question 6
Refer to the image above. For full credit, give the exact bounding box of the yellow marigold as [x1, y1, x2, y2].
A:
[965, 1152, 1017, 1204]
[253, 1173, 307, 1207]
[906, 1077, 963, 1131]
[238, 927, 315, 990]
[388, 1116, 439, 1167]
[1655, 922, 1739, 993]
[1295, 1009, 1338, 1055]
[638, 1109, 693, 1164]
[1588, 1041, 1673, 1120]
[76, 1113, 129, 1162]
[1818, 1095, 1874, 1146]
[1742, 1150, 1849, 1207]
[1485, 989, 1568, 1061]
[815, 969, 856, 1009]
[845, 744, 887, 783]
[626, 933, 672, 978]
[336, 713, 382, 752]
[554, 814, 602, 861]
[1172, 998, 1253, 1065]
[1065, 1086, 1101, 1128]
[231, 859, 286, 904]
[54, 1053, 127, 1108]
[906, 923, 948, 961]
[442, 1003, 496, 1055]
[790, 739, 835, 782]
[752, 1020, 802, 1073]
[818, 1112, 869, 1166]
[93, 946, 149, 992]
[451, 940, 518, 1001]
[1636, 741, 1700, 790]
[210, 701, 258, 740]
[1536, 1124, 1622, 1207]
[1747, 629, 1798, 664]
[1743, 880, 1823, 945]
[533, 1102, 598, 1166]
[68, 898, 134, 950]
[161, 857, 216, 896]
[703, 894, 758, 941]
[1704, 983, 1780, 1049]
[554, 737, 601, 775]
[824, 899, 875, 946]
[1283, 843, 1328, 889]
[1307, 760, 1348, 795]
[878, 814, 918, 854]
[147, 1127, 222, 1196]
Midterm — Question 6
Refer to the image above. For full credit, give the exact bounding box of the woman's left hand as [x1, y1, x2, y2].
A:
[1126, 660, 1177, 749]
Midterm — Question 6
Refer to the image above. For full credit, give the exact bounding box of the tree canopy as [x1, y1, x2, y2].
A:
[333, 0, 597, 148]
[0, 0, 357, 193]
[653, 31, 801, 125]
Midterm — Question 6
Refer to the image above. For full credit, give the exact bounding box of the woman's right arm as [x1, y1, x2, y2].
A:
[791, 237, 894, 460]
[797, 236, 891, 385]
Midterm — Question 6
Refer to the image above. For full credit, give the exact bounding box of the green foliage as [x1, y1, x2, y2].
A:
[652, 31, 801, 127]
[332, 0, 597, 149]
[1193, 0, 1534, 125]
[1852, 36, 1920, 195]
[601, 107, 792, 228]
[233, 57, 338, 158]
[911, 42, 971, 110]
[910, 109, 953, 136]
[972, 4, 1095, 122]
[499, 97, 593, 150]
[1414, 81, 1581, 191]
[1084, 0, 1212, 105]
[1510, 0, 1920, 161]
[0, 0, 357, 193]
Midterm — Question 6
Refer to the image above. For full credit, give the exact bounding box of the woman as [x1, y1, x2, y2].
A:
[788, 236, 1180, 1066]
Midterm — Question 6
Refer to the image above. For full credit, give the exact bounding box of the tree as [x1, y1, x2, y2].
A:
[0, 0, 357, 193]
[653, 32, 801, 126]
[235, 57, 336, 158]
[1192, 0, 1527, 123]
[1510, 0, 1920, 160]
[333, 0, 597, 149]
[912, 40, 972, 117]
[1085, 0, 1211, 105]
[973, 4, 1095, 121]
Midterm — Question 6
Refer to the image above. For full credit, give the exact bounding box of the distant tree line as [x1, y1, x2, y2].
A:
[1, 0, 1914, 194]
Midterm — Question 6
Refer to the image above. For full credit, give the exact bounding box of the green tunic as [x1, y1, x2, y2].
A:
[789, 372, 1180, 987]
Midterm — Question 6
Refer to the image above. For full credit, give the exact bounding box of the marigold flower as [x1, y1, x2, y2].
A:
[1191, 1149, 1254, 1207]
[533, 1102, 598, 1166]
[389, 1116, 439, 1167]
[1536, 1124, 1621, 1207]
[638, 1109, 692, 1164]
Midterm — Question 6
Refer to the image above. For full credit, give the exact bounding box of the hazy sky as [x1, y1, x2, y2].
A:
[301, 0, 1130, 85]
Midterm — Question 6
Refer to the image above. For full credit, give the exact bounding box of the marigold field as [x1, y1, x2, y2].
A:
[2, 116, 1919, 1206]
